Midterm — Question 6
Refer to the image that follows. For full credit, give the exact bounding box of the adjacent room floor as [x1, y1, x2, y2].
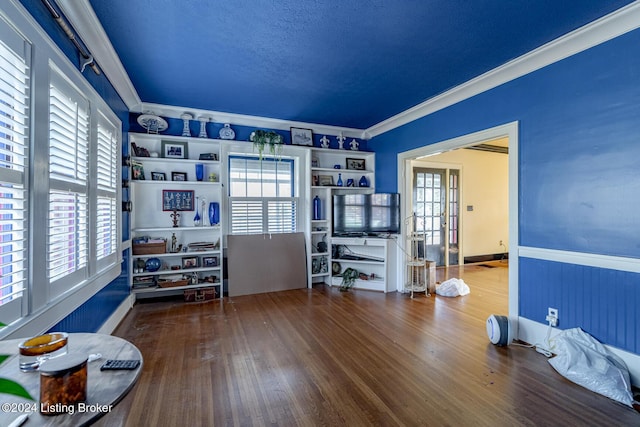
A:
[97, 262, 639, 426]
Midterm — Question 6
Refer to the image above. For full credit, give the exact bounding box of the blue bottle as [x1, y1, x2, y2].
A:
[337, 173, 343, 187]
[313, 196, 322, 220]
[359, 175, 368, 187]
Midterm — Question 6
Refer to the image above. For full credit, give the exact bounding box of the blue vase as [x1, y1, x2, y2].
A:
[208, 202, 219, 226]
[337, 173, 343, 187]
[359, 175, 368, 187]
[313, 196, 322, 220]
[195, 163, 204, 181]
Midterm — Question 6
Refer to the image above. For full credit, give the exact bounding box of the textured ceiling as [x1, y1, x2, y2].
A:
[88, 0, 633, 129]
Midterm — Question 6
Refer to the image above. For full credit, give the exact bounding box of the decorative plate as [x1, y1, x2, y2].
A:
[145, 257, 162, 272]
[219, 123, 235, 140]
[137, 114, 168, 133]
[332, 261, 342, 275]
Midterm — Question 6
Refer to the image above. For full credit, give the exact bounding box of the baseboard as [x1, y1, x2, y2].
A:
[464, 253, 508, 264]
[516, 317, 640, 387]
[97, 294, 135, 335]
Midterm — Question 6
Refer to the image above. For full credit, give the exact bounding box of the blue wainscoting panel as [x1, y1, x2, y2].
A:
[519, 257, 639, 354]
[48, 256, 130, 333]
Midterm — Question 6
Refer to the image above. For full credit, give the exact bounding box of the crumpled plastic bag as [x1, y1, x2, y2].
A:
[548, 327, 633, 407]
[435, 278, 470, 297]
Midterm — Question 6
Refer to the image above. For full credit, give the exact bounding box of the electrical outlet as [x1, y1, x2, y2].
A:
[499, 240, 503, 246]
[546, 307, 558, 327]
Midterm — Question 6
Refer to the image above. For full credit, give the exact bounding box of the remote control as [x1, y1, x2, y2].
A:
[100, 359, 140, 371]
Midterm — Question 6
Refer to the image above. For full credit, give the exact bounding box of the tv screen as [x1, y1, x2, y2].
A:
[333, 193, 400, 235]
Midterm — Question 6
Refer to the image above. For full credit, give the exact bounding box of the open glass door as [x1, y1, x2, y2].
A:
[413, 167, 460, 266]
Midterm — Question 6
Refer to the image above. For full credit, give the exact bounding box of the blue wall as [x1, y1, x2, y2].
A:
[370, 29, 640, 353]
[19, 0, 131, 333]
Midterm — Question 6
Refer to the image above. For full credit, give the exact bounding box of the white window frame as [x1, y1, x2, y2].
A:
[228, 156, 297, 235]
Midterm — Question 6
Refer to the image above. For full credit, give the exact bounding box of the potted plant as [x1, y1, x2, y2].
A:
[250, 130, 284, 160]
[0, 323, 34, 401]
[340, 267, 359, 292]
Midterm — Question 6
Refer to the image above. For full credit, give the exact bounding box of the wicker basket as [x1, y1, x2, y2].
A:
[158, 279, 189, 288]
[132, 241, 166, 255]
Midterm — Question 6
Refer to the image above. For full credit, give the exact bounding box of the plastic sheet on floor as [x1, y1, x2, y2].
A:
[548, 327, 633, 407]
[435, 278, 470, 297]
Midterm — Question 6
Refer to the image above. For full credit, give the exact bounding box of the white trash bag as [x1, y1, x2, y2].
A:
[548, 327, 633, 407]
[435, 278, 470, 297]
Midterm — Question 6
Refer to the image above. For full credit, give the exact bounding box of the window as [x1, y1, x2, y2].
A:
[229, 156, 297, 234]
[0, 1, 122, 336]
[0, 37, 29, 322]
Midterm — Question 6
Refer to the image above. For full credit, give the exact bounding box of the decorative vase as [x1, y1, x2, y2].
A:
[337, 173, 343, 187]
[219, 123, 235, 140]
[198, 116, 208, 138]
[208, 202, 219, 226]
[359, 175, 368, 187]
[193, 196, 201, 226]
[195, 163, 204, 181]
[180, 113, 192, 136]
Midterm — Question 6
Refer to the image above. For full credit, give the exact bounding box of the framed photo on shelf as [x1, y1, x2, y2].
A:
[151, 172, 166, 181]
[182, 256, 198, 269]
[290, 127, 314, 146]
[319, 175, 333, 186]
[161, 140, 188, 159]
[162, 189, 194, 211]
[171, 172, 188, 181]
[131, 161, 145, 180]
[346, 158, 366, 170]
[312, 175, 319, 186]
[202, 256, 218, 267]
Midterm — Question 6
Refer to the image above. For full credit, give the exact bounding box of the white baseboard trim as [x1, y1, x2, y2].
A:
[516, 317, 640, 387]
[97, 294, 134, 335]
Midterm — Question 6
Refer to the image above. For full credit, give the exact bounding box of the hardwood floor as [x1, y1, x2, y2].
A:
[97, 262, 639, 426]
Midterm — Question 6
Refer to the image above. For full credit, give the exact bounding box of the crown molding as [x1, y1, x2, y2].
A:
[366, 1, 640, 138]
[139, 102, 368, 139]
[55, 0, 142, 110]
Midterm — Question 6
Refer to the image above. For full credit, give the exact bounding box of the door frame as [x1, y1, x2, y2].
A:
[396, 121, 519, 323]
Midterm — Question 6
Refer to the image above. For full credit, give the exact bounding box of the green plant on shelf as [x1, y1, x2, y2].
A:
[340, 267, 359, 292]
[0, 323, 34, 400]
[251, 130, 284, 160]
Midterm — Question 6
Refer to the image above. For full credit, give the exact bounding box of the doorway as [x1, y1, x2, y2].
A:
[396, 122, 519, 321]
[413, 167, 459, 266]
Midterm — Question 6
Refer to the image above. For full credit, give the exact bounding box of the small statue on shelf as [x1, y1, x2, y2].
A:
[170, 209, 180, 228]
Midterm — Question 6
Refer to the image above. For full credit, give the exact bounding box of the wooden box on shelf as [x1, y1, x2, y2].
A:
[184, 288, 217, 302]
[132, 241, 166, 255]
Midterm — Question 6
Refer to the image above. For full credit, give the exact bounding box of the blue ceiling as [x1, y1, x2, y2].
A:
[88, 0, 633, 129]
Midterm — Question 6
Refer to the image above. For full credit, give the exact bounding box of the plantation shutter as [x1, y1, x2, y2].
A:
[0, 36, 29, 321]
[47, 70, 89, 284]
[95, 112, 118, 263]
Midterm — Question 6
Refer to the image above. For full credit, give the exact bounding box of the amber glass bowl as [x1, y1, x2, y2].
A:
[18, 332, 68, 372]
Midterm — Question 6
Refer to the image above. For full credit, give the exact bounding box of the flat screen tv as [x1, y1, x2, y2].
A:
[333, 193, 400, 236]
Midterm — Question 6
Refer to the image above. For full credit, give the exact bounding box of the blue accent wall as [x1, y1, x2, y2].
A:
[369, 29, 640, 353]
[20, 0, 131, 332]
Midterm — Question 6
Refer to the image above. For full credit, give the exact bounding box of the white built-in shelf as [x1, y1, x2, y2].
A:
[132, 266, 221, 278]
[132, 156, 219, 166]
[132, 225, 221, 233]
[130, 180, 221, 186]
[132, 282, 221, 294]
[131, 249, 221, 259]
[311, 252, 330, 257]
